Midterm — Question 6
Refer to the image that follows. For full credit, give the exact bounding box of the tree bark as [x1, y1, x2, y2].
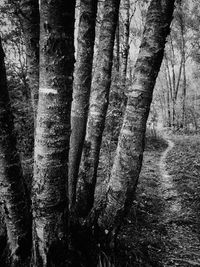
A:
[19, 0, 40, 120]
[121, 0, 130, 87]
[32, 1, 75, 266]
[0, 37, 31, 266]
[69, 0, 98, 210]
[98, 0, 175, 231]
[77, 0, 121, 217]
[164, 56, 176, 127]
[167, 86, 171, 127]
[169, 35, 176, 94]
[114, 21, 120, 73]
[179, 7, 187, 129]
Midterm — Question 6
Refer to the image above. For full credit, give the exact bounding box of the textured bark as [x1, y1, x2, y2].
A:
[0, 38, 31, 266]
[169, 35, 176, 94]
[174, 56, 183, 100]
[114, 21, 120, 72]
[98, 0, 175, 230]
[164, 55, 176, 127]
[32, 1, 75, 266]
[179, 7, 187, 128]
[164, 59, 173, 127]
[121, 0, 130, 87]
[69, 0, 98, 210]
[77, 0, 121, 217]
[19, 0, 39, 120]
[167, 87, 171, 127]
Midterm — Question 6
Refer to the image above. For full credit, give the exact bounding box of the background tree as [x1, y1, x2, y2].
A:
[0, 0, 35, 191]
[0, 37, 31, 266]
[0, 0, 39, 119]
[153, 0, 200, 133]
[18, 0, 40, 120]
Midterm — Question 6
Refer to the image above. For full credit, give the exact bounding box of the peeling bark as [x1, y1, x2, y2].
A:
[0, 38, 31, 266]
[98, 0, 175, 231]
[32, 1, 75, 266]
[77, 0, 121, 217]
[69, 0, 98, 210]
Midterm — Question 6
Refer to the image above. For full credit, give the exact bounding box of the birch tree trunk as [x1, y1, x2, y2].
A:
[179, 6, 187, 129]
[98, 0, 175, 231]
[77, 0, 121, 217]
[0, 38, 31, 266]
[19, 0, 39, 120]
[121, 0, 130, 87]
[167, 87, 171, 127]
[115, 21, 120, 73]
[69, 0, 98, 210]
[32, 1, 75, 266]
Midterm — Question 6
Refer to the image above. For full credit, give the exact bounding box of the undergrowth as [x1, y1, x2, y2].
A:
[96, 129, 168, 266]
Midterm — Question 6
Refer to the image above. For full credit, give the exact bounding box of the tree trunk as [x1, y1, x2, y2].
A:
[98, 0, 175, 231]
[19, 0, 39, 120]
[179, 8, 187, 129]
[174, 56, 183, 101]
[69, 0, 98, 210]
[121, 0, 130, 87]
[32, 1, 75, 266]
[169, 35, 176, 95]
[0, 37, 31, 266]
[164, 56, 175, 128]
[76, 0, 121, 217]
[116, 0, 130, 126]
[114, 21, 120, 73]
[167, 87, 171, 127]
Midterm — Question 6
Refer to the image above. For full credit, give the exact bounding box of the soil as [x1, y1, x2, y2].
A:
[116, 133, 200, 267]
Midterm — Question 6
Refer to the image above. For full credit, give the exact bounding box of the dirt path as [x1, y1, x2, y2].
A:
[159, 135, 200, 267]
[117, 135, 200, 267]
[159, 138, 182, 215]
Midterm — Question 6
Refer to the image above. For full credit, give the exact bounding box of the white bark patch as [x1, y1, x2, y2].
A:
[137, 49, 152, 59]
[89, 110, 101, 117]
[40, 87, 58, 95]
[36, 224, 44, 241]
[122, 129, 133, 136]
[108, 175, 122, 191]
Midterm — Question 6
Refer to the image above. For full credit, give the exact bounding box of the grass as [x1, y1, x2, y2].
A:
[165, 135, 200, 231]
[102, 131, 168, 266]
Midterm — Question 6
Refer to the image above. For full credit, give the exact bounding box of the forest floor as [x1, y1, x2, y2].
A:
[116, 132, 200, 267]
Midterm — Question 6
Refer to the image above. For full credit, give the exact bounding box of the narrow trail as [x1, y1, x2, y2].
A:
[159, 138, 182, 215]
[159, 135, 200, 267]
